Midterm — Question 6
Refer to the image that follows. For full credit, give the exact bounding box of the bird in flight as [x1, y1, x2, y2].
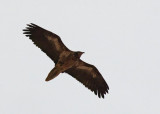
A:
[23, 23, 109, 98]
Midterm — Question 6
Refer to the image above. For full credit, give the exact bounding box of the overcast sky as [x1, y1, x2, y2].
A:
[0, 0, 160, 114]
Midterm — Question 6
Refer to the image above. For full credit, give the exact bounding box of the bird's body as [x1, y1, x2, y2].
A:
[23, 23, 109, 98]
[46, 51, 83, 81]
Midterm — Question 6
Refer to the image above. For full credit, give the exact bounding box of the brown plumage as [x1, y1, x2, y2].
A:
[23, 23, 109, 98]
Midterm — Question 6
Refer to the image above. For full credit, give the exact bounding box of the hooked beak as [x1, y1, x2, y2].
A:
[81, 52, 85, 55]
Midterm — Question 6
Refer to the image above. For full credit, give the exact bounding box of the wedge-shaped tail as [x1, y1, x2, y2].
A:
[45, 67, 61, 81]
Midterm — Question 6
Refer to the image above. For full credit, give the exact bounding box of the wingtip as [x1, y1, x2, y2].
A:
[25, 23, 37, 28]
[23, 23, 38, 36]
[30, 23, 38, 27]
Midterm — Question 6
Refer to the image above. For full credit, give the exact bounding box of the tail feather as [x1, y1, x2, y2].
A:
[45, 67, 61, 81]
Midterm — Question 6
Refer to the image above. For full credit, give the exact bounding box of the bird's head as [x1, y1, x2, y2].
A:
[75, 51, 85, 58]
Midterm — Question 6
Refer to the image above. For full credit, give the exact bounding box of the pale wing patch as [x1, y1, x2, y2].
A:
[78, 66, 92, 71]
[77, 66, 97, 78]
[59, 51, 71, 58]
[47, 36, 61, 51]
[92, 73, 97, 78]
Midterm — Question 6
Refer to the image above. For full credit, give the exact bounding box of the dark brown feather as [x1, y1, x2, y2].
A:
[65, 60, 109, 98]
[23, 23, 69, 64]
[23, 23, 109, 98]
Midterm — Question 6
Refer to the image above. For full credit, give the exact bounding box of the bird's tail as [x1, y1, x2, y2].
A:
[45, 67, 61, 81]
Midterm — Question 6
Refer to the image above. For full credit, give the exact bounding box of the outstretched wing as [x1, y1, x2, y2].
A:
[65, 60, 109, 98]
[23, 23, 69, 64]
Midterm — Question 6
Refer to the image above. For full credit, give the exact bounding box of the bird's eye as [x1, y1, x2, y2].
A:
[74, 53, 79, 57]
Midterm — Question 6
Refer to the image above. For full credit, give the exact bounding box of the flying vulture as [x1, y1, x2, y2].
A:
[23, 23, 109, 98]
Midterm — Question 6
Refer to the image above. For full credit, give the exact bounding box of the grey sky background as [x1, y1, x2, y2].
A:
[0, 0, 160, 114]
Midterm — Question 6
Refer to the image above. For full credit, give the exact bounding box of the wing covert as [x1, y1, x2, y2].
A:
[65, 60, 109, 98]
[23, 23, 69, 63]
